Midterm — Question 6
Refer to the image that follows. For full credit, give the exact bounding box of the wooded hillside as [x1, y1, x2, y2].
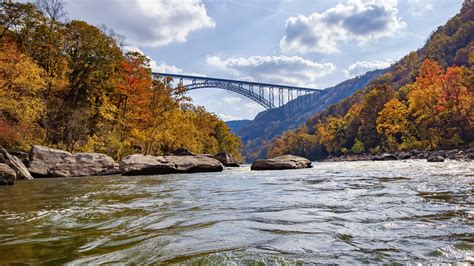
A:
[268, 0, 474, 160]
[0, 1, 241, 160]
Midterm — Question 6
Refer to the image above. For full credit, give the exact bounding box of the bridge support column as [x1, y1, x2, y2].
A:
[269, 87, 274, 107]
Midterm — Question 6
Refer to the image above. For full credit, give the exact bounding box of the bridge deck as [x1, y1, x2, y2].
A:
[153, 72, 320, 92]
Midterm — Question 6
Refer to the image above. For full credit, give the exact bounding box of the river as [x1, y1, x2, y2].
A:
[0, 160, 472, 264]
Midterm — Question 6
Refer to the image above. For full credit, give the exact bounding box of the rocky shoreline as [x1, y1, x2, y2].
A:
[2, 144, 472, 186]
[0, 144, 315, 186]
[0, 145, 242, 185]
[324, 148, 474, 162]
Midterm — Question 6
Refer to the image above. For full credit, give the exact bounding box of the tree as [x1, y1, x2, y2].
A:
[438, 66, 472, 145]
[316, 116, 347, 154]
[357, 84, 395, 149]
[376, 98, 410, 151]
[351, 139, 365, 154]
[113, 52, 152, 140]
[0, 39, 45, 149]
[0, 1, 42, 41]
[54, 20, 122, 150]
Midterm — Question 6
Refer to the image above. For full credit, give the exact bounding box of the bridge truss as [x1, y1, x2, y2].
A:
[153, 72, 321, 110]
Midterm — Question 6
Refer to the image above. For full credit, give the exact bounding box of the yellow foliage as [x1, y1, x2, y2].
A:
[0, 40, 46, 149]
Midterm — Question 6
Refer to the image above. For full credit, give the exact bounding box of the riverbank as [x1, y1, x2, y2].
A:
[0, 145, 242, 185]
[323, 148, 474, 162]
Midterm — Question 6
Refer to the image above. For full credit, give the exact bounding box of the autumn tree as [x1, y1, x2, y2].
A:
[0, 39, 45, 149]
[52, 20, 123, 151]
[0, 1, 42, 42]
[376, 98, 410, 151]
[357, 84, 394, 150]
[316, 117, 347, 154]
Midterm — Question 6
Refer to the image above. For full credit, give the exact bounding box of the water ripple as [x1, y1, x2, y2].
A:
[0, 160, 472, 264]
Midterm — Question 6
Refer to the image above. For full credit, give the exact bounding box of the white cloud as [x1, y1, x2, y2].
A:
[280, 0, 406, 54]
[345, 60, 391, 77]
[123, 45, 183, 73]
[123, 45, 206, 76]
[67, 0, 215, 47]
[151, 61, 183, 74]
[222, 96, 242, 104]
[218, 113, 244, 121]
[411, 0, 433, 17]
[207, 55, 336, 87]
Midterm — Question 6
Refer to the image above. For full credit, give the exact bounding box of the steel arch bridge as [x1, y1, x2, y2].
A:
[153, 72, 321, 110]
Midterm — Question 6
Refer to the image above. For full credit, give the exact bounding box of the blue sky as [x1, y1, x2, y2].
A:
[58, 0, 463, 120]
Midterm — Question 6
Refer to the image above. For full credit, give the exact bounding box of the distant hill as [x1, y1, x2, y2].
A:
[226, 120, 251, 134]
[231, 69, 385, 161]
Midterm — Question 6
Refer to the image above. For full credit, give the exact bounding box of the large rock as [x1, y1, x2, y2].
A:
[397, 152, 412, 160]
[251, 155, 312, 171]
[28, 145, 119, 177]
[7, 150, 29, 165]
[120, 154, 224, 176]
[0, 147, 33, 180]
[0, 163, 16, 185]
[427, 155, 445, 162]
[372, 153, 398, 161]
[213, 152, 240, 167]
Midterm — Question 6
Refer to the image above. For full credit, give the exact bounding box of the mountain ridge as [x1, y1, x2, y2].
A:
[227, 69, 386, 162]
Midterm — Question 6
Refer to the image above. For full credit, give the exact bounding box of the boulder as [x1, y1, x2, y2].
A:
[0, 163, 16, 185]
[467, 151, 474, 160]
[212, 152, 240, 167]
[408, 149, 428, 159]
[251, 155, 312, 171]
[445, 149, 464, 160]
[372, 153, 398, 161]
[28, 145, 119, 177]
[120, 154, 224, 176]
[397, 152, 412, 160]
[431, 150, 448, 157]
[0, 147, 33, 180]
[427, 156, 445, 162]
[7, 150, 29, 165]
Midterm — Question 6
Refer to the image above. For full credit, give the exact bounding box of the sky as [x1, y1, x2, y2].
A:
[43, 0, 464, 121]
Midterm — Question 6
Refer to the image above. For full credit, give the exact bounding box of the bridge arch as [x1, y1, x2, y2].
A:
[185, 81, 274, 110]
[153, 72, 321, 110]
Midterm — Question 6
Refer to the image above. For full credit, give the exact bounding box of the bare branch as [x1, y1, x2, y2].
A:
[35, 0, 66, 22]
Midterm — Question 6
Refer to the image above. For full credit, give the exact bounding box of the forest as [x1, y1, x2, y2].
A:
[268, 1, 474, 160]
[0, 1, 241, 160]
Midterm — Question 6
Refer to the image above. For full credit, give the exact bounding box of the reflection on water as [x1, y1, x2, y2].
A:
[0, 160, 473, 264]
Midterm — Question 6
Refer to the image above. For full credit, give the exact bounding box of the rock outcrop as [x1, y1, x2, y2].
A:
[28, 145, 119, 177]
[251, 155, 312, 171]
[212, 152, 240, 167]
[326, 148, 474, 162]
[120, 154, 224, 175]
[0, 147, 33, 180]
[372, 153, 398, 161]
[427, 156, 445, 162]
[0, 163, 16, 185]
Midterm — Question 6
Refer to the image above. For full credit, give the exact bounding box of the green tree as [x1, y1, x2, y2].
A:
[351, 139, 365, 154]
